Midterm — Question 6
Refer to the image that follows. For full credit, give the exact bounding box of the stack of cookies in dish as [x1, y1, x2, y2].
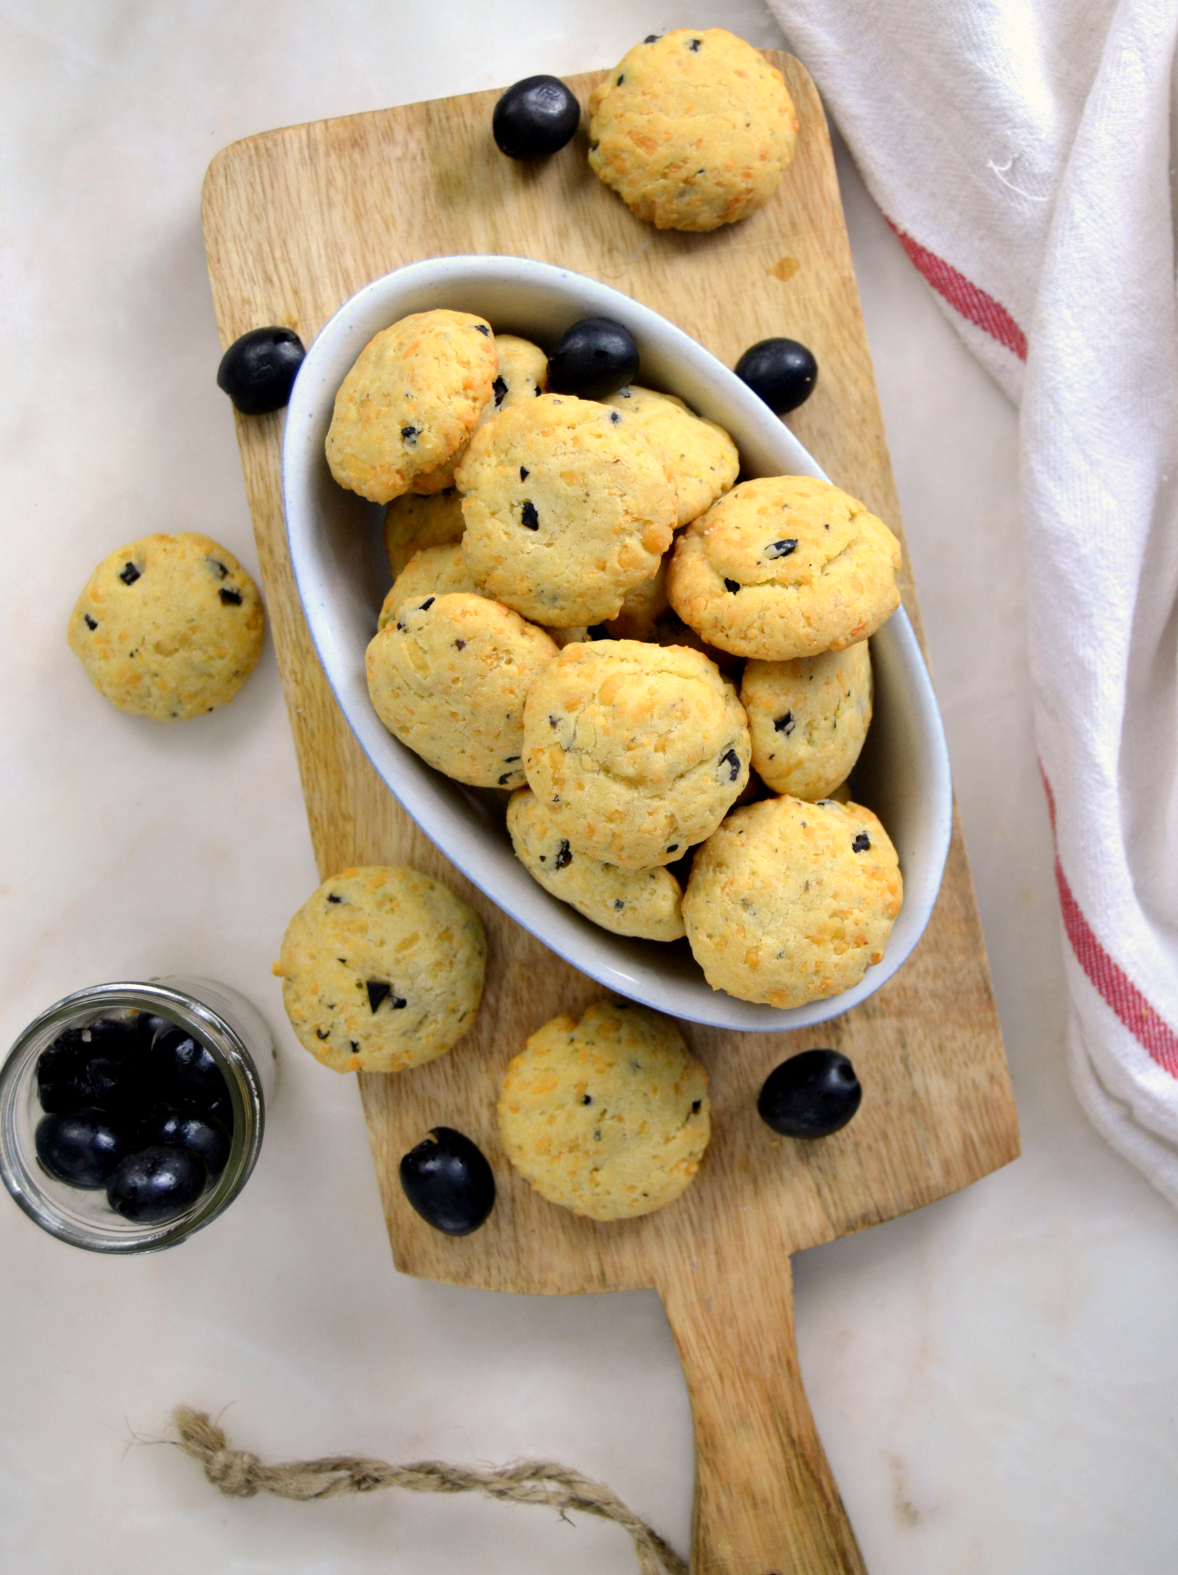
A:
[326, 307, 905, 1011]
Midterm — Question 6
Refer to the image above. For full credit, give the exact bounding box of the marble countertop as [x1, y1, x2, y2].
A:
[3, 4, 1176, 1572]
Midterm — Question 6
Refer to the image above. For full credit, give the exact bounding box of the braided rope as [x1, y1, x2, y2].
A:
[172, 1407, 688, 1575]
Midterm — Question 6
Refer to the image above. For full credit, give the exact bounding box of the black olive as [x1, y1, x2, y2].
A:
[152, 1026, 230, 1113]
[35, 1109, 132, 1189]
[138, 1108, 232, 1180]
[758, 1049, 861, 1138]
[399, 1127, 495, 1235]
[546, 317, 639, 400]
[35, 1019, 149, 1116]
[106, 1145, 208, 1222]
[216, 326, 306, 415]
[492, 75, 580, 160]
[734, 338, 819, 415]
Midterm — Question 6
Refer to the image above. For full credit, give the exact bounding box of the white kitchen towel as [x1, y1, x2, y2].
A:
[766, 0, 1178, 1204]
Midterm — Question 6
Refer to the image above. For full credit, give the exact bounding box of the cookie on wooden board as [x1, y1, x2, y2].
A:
[67, 532, 264, 721]
[274, 866, 486, 1073]
[588, 29, 798, 232]
[497, 998, 710, 1220]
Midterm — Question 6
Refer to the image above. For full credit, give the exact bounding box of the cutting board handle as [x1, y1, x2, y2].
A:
[659, 1260, 866, 1575]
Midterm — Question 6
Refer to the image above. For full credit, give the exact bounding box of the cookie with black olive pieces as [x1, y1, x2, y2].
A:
[367, 592, 557, 787]
[412, 334, 548, 494]
[274, 866, 486, 1073]
[588, 30, 798, 232]
[603, 386, 738, 526]
[742, 641, 873, 800]
[377, 543, 488, 630]
[523, 639, 750, 869]
[383, 488, 467, 579]
[666, 475, 902, 661]
[683, 795, 902, 1009]
[507, 788, 686, 941]
[497, 999, 709, 1220]
[67, 532, 264, 721]
[603, 557, 670, 641]
[455, 393, 676, 627]
[325, 309, 497, 504]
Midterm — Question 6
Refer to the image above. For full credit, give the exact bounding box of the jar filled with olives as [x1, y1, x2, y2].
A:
[0, 977, 276, 1253]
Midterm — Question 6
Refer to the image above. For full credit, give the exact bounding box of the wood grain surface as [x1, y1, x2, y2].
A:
[202, 55, 1020, 1575]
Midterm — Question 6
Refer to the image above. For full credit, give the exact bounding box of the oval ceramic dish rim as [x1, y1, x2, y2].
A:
[282, 254, 952, 1031]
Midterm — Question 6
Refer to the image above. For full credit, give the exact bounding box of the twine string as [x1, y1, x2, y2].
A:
[172, 1407, 688, 1575]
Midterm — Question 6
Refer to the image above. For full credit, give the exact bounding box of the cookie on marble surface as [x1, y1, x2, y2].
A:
[742, 641, 873, 800]
[383, 488, 467, 580]
[602, 385, 739, 526]
[666, 475, 902, 661]
[67, 532, 264, 721]
[325, 309, 497, 504]
[377, 543, 487, 630]
[522, 639, 750, 869]
[411, 334, 548, 494]
[683, 794, 902, 1008]
[367, 591, 557, 787]
[587, 29, 798, 233]
[507, 787, 686, 941]
[274, 866, 486, 1073]
[456, 393, 676, 627]
[497, 998, 709, 1220]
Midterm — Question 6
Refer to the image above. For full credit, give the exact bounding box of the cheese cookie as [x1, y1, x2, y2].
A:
[456, 393, 676, 627]
[742, 641, 873, 800]
[666, 475, 902, 660]
[274, 866, 486, 1073]
[507, 788, 686, 941]
[497, 998, 709, 1220]
[603, 385, 738, 525]
[683, 795, 902, 1008]
[67, 532, 264, 721]
[383, 488, 467, 579]
[377, 543, 487, 630]
[367, 591, 557, 787]
[523, 639, 750, 869]
[326, 309, 497, 503]
[588, 30, 798, 232]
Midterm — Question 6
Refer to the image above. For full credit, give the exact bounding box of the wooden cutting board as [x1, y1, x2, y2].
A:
[202, 54, 1019, 1575]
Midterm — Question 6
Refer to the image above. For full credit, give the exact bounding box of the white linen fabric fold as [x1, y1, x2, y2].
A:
[767, 0, 1178, 1204]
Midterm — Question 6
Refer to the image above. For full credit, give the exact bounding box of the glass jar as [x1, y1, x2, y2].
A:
[0, 977, 277, 1253]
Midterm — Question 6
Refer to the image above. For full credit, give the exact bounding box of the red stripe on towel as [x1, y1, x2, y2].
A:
[884, 219, 1028, 361]
[1042, 771, 1178, 1076]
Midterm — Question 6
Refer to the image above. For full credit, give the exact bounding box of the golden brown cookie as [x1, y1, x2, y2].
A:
[588, 30, 798, 232]
[522, 639, 750, 868]
[682, 795, 902, 1008]
[274, 866, 486, 1073]
[603, 557, 670, 640]
[603, 385, 739, 525]
[666, 475, 902, 660]
[367, 591, 557, 787]
[456, 393, 676, 627]
[67, 532, 264, 721]
[412, 334, 548, 494]
[507, 788, 686, 941]
[383, 489, 467, 579]
[377, 543, 487, 630]
[497, 999, 709, 1220]
[741, 641, 873, 799]
[325, 309, 497, 503]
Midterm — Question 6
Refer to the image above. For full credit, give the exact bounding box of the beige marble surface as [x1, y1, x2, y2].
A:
[2, 3, 1176, 1572]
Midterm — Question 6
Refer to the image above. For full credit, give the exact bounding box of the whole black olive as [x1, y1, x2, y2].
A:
[139, 1108, 232, 1180]
[546, 317, 640, 400]
[217, 326, 306, 415]
[399, 1126, 495, 1235]
[35, 1109, 132, 1189]
[492, 75, 580, 160]
[735, 337, 818, 415]
[152, 1026, 230, 1112]
[106, 1145, 208, 1223]
[36, 1018, 148, 1116]
[758, 1049, 861, 1138]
